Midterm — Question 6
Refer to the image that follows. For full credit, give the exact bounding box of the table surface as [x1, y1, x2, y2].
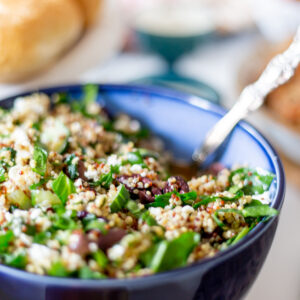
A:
[0, 26, 298, 299]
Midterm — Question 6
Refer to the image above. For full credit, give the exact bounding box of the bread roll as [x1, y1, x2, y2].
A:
[75, 0, 103, 27]
[261, 40, 300, 125]
[0, 0, 84, 82]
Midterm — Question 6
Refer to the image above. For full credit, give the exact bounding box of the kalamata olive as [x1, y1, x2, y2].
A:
[46, 207, 54, 213]
[68, 230, 90, 256]
[140, 176, 152, 186]
[97, 228, 127, 251]
[116, 174, 137, 192]
[151, 186, 162, 196]
[163, 176, 189, 194]
[138, 190, 153, 203]
[77, 160, 88, 181]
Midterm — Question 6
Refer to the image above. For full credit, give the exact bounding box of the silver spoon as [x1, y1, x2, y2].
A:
[193, 26, 300, 167]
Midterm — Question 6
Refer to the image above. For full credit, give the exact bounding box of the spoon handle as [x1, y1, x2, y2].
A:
[193, 26, 300, 164]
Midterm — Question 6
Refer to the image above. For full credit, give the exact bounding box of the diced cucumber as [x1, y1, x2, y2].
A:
[7, 190, 31, 210]
[31, 189, 61, 207]
[40, 120, 69, 153]
[110, 184, 130, 213]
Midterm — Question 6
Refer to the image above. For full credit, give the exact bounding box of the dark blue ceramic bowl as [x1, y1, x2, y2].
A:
[0, 84, 285, 300]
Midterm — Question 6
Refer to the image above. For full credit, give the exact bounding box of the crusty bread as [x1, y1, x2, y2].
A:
[0, 0, 84, 82]
[238, 39, 300, 127]
[266, 65, 300, 125]
[75, 0, 103, 27]
[264, 40, 300, 125]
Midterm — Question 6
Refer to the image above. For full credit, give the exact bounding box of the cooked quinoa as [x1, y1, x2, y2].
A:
[0, 85, 278, 279]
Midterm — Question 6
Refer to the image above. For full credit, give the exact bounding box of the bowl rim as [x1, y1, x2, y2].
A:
[0, 83, 285, 287]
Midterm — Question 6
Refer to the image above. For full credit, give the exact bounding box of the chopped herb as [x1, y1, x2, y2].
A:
[0, 159, 12, 182]
[48, 261, 69, 277]
[229, 168, 275, 195]
[0, 147, 16, 164]
[138, 148, 159, 159]
[52, 171, 76, 204]
[126, 200, 142, 218]
[25, 225, 36, 236]
[145, 193, 171, 208]
[32, 121, 41, 131]
[126, 200, 158, 226]
[78, 266, 106, 279]
[0, 164, 6, 182]
[3, 252, 26, 269]
[82, 84, 98, 106]
[71, 85, 98, 118]
[32, 145, 48, 176]
[82, 213, 97, 225]
[29, 177, 51, 190]
[231, 227, 250, 245]
[0, 230, 14, 253]
[125, 151, 147, 167]
[54, 92, 69, 105]
[228, 185, 241, 194]
[65, 154, 79, 180]
[180, 191, 197, 205]
[52, 214, 78, 230]
[140, 211, 157, 226]
[33, 231, 52, 244]
[90, 165, 119, 189]
[146, 191, 197, 208]
[85, 219, 107, 233]
[93, 250, 108, 268]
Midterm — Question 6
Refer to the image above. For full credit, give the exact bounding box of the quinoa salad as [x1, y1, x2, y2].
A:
[0, 85, 278, 279]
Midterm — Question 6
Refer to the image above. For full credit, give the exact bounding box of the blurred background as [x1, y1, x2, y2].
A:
[0, 0, 299, 299]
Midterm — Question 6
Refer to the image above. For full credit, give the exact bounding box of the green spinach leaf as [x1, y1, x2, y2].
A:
[0, 163, 6, 182]
[140, 232, 200, 272]
[48, 261, 69, 277]
[52, 171, 76, 204]
[79, 266, 106, 279]
[242, 205, 278, 218]
[33, 145, 48, 176]
[4, 252, 26, 269]
[0, 230, 14, 253]
[65, 154, 79, 180]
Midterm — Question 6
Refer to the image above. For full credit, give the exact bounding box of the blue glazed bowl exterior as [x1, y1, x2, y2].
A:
[0, 84, 285, 300]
